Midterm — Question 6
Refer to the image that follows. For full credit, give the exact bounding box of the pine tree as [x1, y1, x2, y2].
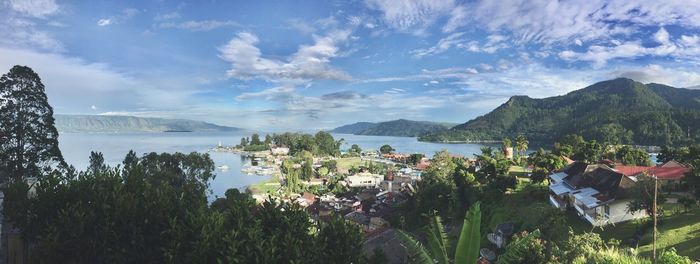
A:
[0, 65, 65, 181]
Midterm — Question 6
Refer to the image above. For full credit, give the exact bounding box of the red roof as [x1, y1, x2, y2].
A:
[561, 156, 575, 165]
[614, 165, 653, 176]
[416, 160, 431, 170]
[646, 166, 690, 180]
[615, 161, 691, 180]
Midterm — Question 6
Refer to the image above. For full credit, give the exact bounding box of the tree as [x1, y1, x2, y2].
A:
[502, 137, 512, 150]
[315, 216, 365, 264]
[88, 151, 107, 174]
[408, 153, 425, 165]
[528, 148, 566, 184]
[398, 202, 481, 264]
[627, 174, 666, 216]
[264, 134, 272, 145]
[367, 248, 389, 264]
[300, 151, 315, 180]
[0, 65, 65, 181]
[250, 133, 262, 145]
[606, 146, 652, 166]
[515, 135, 529, 160]
[315, 131, 341, 157]
[678, 197, 696, 213]
[349, 144, 362, 155]
[495, 230, 544, 264]
[380, 144, 395, 154]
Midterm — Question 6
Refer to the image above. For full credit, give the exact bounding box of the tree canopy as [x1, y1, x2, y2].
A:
[0, 65, 65, 181]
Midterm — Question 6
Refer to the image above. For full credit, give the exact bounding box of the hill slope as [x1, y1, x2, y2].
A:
[331, 122, 377, 134]
[419, 78, 700, 146]
[332, 119, 455, 137]
[54, 115, 240, 133]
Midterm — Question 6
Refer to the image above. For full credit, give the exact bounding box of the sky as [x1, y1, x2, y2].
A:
[2, 0, 700, 131]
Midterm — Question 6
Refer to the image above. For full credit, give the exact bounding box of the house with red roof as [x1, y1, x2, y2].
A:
[548, 160, 691, 226]
[615, 160, 691, 191]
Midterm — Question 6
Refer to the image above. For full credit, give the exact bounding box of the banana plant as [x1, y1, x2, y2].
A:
[398, 202, 481, 264]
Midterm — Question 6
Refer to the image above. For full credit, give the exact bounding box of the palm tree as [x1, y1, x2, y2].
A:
[515, 135, 529, 165]
[397, 203, 481, 264]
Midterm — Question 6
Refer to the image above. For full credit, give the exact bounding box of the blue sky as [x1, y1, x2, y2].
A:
[2, 0, 700, 131]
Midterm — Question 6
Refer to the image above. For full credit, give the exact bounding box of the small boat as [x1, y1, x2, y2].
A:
[241, 166, 259, 174]
[217, 165, 230, 171]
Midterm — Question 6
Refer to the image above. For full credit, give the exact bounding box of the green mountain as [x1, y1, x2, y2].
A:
[331, 122, 377, 134]
[54, 115, 241, 133]
[419, 78, 700, 146]
[332, 119, 456, 137]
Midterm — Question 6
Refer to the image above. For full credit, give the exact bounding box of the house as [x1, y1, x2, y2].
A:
[548, 162, 646, 226]
[345, 172, 383, 188]
[415, 158, 431, 171]
[271, 147, 290, 156]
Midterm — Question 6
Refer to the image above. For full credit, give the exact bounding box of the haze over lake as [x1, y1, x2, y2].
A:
[58, 132, 489, 199]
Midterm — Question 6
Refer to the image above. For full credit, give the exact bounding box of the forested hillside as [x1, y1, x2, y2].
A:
[419, 78, 700, 146]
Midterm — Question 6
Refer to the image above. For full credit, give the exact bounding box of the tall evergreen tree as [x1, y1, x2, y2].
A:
[0, 65, 65, 181]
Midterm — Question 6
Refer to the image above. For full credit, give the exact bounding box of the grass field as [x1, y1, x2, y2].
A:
[336, 157, 362, 173]
[636, 205, 700, 259]
[247, 175, 281, 194]
[564, 202, 700, 259]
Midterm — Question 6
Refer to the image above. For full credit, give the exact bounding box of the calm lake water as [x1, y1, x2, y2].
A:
[58, 132, 489, 199]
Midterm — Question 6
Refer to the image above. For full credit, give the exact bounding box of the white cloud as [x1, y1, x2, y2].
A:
[6, 0, 59, 18]
[0, 47, 204, 114]
[364, 0, 455, 34]
[0, 17, 63, 51]
[654, 27, 670, 44]
[235, 86, 296, 101]
[442, 5, 467, 33]
[412, 32, 510, 57]
[219, 30, 352, 84]
[559, 30, 700, 67]
[97, 19, 112, 26]
[158, 20, 241, 31]
[448, 0, 700, 46]
[410, 32, 464, 57]
[610, 64, 700, 87]
[154, 12, 180, 21]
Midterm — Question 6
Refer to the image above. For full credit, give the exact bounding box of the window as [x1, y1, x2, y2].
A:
[604, 204, 610, 218]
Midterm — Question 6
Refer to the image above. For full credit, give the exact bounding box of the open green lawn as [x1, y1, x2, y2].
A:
[246, 175, 281, 194]
[336, 157, 362, 173]
[563, 202, 700, 260]
[508, 166, 531, 178]
[636, 205, 700, 259]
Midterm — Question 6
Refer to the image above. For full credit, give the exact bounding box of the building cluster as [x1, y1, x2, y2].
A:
[548, 159, 691, 226]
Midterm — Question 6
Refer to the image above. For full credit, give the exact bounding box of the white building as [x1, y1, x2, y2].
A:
[345, 172, 383, 188]
[271, 147, 290, 156]
[548, 162, 646, 226]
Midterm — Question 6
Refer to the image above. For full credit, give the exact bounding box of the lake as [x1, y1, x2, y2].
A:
[58, 132, 489, 199]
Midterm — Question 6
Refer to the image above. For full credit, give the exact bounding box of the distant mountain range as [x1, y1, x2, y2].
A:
[332, 119, 456, 137]
[418, 78, 700, 146]
[54, 115, 240, 133]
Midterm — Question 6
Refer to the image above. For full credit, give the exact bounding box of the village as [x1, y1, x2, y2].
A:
[221, 133, 699, 263]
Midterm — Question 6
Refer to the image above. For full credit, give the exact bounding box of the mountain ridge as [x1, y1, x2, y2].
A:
[419, 78, 700, 146]
[332, 119, 456, 137]
[54, 114, 241, 133]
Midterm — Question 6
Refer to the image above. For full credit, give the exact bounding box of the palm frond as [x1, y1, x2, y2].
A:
[396, 230, 434, 264]
[424, 215, 449, 264]
[455, 202, 481, 264]
[495, 229, 541, 264]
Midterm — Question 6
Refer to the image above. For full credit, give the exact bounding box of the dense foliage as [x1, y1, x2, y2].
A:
[420, 78, 700, 146]
[0, 65, 65, 181]
[3, 151, 365, 263]
[271, 131, 342, 156]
